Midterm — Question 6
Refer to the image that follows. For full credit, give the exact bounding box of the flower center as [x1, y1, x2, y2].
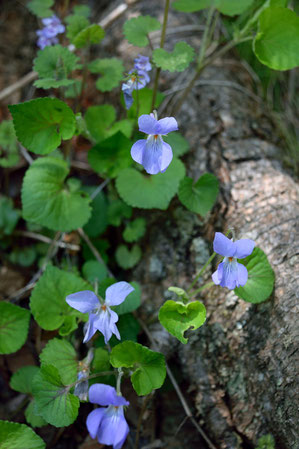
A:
[101, 304, 107, 311]
[228, 257, 233, 262]
[154, 135, 158, 139]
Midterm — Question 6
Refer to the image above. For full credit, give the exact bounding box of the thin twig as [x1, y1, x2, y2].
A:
[135, 393, 154, 449]
[90, 178, 110, 200]
[78, 228, 113, 277]
[19, 145, 33, 165]
[137, 318, 218, 449]
[13, 230, 80, 251]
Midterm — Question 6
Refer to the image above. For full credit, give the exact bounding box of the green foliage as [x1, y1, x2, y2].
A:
[39, 338, 77, 384]
[0, 120, 19, 168]
[85, 105, 116, 142]
[66, 14, 90, 41]
[253, 7, 299, 70]
[88, 58, 124, 92]
[0, 196, 20, 236]
[178, 173, 219, 216]
[73, 24, 105, 48]
[123, 218, 146, 242]
[127, 88, 164, 118]
[88, 132, 132, 178]
[9, 98, 76, 155]
[107, 199, 132, 226]
[27, 0, 53, 17]
[153, 42, 194, 72]
[10, 366, 39, 394]
[22, 157, 91, 232]
[95, 313, 140, 348]
[116, 158, 185, 210]
[164, 132, 189, 157]
[32, 364, 79, 427]
[0, 302, 30, 354]
[82, 260, 108, 283]
[234, 247, 275, 303]
[30, 265, 90, 332]
[123, 15, 161, 47]
[0, 420, 45, 449]
[9, 247, 36, 267]
[33, 45, 80, 89]
[115, 244, 142, 269]
[110, 341, 166, 395]
[168, 286, 190, 301]
[256, 434, 275, 449]
[73, 5, 91, 17]
[83, 187, 108, 238]
[25, 401, 47, 428]
[114, 281, 141, 315]
[91, 348, 111, 373]
[159, 300, 206, 344]
[173, 0, 254, 15]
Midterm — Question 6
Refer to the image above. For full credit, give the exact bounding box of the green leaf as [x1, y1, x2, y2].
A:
[88, 132, 132, 178]
[110, 341, 166, 395]
[115, 244, 142, 269]
[73, 5, 91, 18]
[234, 247, 275, 303]
[164, 132, 189, 157]
[32, 364, 79, 427]
[33, 45, 80, 89]
[82, 260, 108, 283]
[27, 0, 53, 17]
[88, 58, 124, 92]
[10, 366, 39, 394]
[253, 7, 299, 71]
[73, 24, 105, 48]
[168, 286, 190, 301]
[0, 196, 20, 236]
[123, 218, 146, 242]
[173, 0, 254, 15]
[39, 338, 77, 384]
[0, 120, 19, 168]
[127, 88, 164, 118]
[178, 173, 219, 216]
[116, 158, 185, 210]
[66, 14, 90, 41]
[30, 265, 90, 331]
[107, 199, 132, 226]
[9, 247, 36, 267]
[153, 42, 194, 72]
[123, 15, 161, 47]
[158, 300, 206, 344]
[256, 434, 275, 449]
[25, 401, 47, 428]
[9, 98, 76, 155]
[22, 157, 91, 231]
[114, 281, 141, 315]
[0, 420, 45, 449]
[107, 120, 134, 139]
[0, 303, 30, 355]
[59, 315, 78, 337]
[91, 348, 110, 372]
[83, 189, 108, 238]
[85, 105, 116, 142]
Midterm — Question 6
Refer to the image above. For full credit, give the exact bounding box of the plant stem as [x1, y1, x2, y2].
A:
[135, 393, 153, 449]
[190, 281, 215, 297]
[67, 371, 115, 390]
[197, 5, 216, 67]
[187, 252, 217, 293]
[150, 0, 170, 112]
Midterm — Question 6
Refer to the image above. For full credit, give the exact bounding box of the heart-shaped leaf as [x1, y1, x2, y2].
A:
[234, 247, 275, 303]
[123, 15, 161, 47]
[159, 300, 206, 344]
[153, 42, 194, 72]
[22, 157, 91, 231]
[88, 58, 124, 92]
[116, 158, 185, 210]
[115, 244, 142, 269]
[0, 421, 45, 448]
[178, 173, 219, 216]
[73, 24, 105, 48]
[0, 302, 30, 354]
[9, 98, 76, 155]
[110, 341, 166, 396]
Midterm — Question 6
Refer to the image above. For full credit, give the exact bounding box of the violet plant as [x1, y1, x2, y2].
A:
[4, 0, 298, 446]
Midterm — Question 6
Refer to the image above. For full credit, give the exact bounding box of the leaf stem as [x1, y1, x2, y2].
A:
[67, 371, 115, 390]
[190, 281, 215, 297]
[150, 0, 170, 112]
[187, 252, 217, 293]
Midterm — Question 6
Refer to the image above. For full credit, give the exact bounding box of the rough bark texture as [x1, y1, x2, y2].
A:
[123, 3, 299, 448]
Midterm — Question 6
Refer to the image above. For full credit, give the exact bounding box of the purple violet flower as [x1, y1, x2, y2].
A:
[212, 232, 255, 290]
[36, 15, 65, 49]
[66, 282, 134, 344]
[131, 112, 178, 174]
[87, 384, 129, 449]
[134, 55, 152, 72]
[122, 69, 150, 110]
